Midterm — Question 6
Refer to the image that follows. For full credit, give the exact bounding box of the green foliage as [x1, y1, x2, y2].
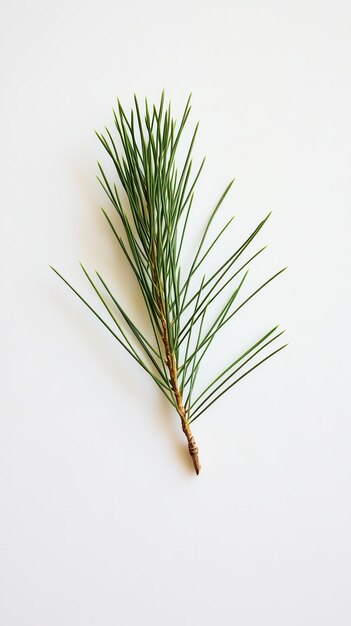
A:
[52, 92, 286, 423]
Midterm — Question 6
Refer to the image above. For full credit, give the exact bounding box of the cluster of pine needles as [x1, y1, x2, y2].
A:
[52, 92, 286, 474]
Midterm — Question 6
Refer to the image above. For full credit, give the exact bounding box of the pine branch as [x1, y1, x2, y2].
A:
[51, 92, 286, 475]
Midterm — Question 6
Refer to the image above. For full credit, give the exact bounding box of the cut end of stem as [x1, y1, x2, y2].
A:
[182, 418, 201, 474]
[193, 455, 201, 475]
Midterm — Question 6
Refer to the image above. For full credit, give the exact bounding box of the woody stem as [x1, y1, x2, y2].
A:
[151, 248, 201, 474]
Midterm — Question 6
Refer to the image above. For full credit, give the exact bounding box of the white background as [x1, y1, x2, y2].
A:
[1, 1, 351, 624]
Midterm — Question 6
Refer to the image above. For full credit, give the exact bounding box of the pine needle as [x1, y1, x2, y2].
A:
[51, 92, 286, 474]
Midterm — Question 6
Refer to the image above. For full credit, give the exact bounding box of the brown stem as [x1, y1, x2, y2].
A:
[160, 310, 201, 474]
[151, 248, 201, 474]
[181, 412, 201, 475]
